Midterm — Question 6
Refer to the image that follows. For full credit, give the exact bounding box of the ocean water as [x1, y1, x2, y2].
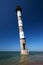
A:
[0, 51, 43, 65]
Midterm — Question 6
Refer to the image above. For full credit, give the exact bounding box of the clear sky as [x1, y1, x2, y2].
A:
[0, 0, 43, 51]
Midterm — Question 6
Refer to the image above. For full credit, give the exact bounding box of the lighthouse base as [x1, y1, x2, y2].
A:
[21, 50, 28, 55]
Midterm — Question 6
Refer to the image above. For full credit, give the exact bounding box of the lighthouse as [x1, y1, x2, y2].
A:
[16, 6, 28, 55]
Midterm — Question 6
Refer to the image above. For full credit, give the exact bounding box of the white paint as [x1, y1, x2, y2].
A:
[19, 31, 25, 39]
[17, 11, 21, 17]
[18, 20, 23, 26]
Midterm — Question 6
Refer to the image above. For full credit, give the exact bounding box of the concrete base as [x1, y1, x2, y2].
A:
[21, 50, 28, 55]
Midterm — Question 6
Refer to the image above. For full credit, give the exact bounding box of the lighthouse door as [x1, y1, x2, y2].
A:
[23, 44, 25, 50]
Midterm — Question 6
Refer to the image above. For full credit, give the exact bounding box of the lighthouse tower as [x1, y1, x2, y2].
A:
[16, 6, 28, 55]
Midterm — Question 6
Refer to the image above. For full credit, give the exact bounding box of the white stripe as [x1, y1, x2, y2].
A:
[17, 11, 21, 17]
[18, 20, 23, 26]
[19, 31, 25, 39]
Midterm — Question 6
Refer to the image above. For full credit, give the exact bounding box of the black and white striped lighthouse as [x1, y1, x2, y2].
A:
[16, 6, 28, 55]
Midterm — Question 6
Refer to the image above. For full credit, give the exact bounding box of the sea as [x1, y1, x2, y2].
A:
[0, 51, 43, 65]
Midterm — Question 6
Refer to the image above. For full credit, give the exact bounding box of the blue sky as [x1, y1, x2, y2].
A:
[0, 0, 43, 51]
